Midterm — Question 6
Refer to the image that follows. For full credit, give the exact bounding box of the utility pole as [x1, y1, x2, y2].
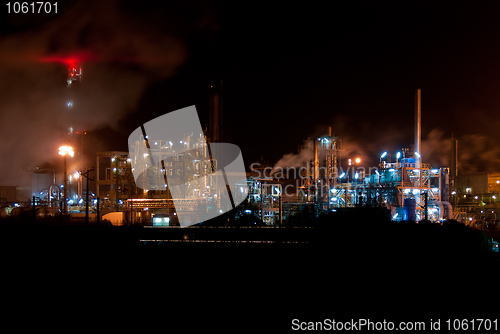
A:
[63, 154, 68, 214]
[278, 183, 282, 227]
[345, 184, 347, 208]
[60, 200, 63, 225]
[424, 190, 428, 221]
[32, 196, 36, 225]
[81, 168, 95, 226]
[59, 146, 74, 214]
[96, 197, 100, 225]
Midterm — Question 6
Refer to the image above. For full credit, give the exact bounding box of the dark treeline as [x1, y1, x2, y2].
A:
[1, 208, 498, 328]
[0, 207, 496, 265]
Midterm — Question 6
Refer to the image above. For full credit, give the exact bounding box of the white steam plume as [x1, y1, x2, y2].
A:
[0, 0, 218, 194]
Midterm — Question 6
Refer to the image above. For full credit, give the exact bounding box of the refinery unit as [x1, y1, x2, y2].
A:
[96, 129, 227, 225]
[240, 89, 453, 225]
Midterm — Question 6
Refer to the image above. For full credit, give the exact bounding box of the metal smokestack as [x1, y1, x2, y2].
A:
[414, 88, 421, 157]
[313, 138, 318, 183]
[313, 138, 318, 202]
[451, 133, 458, 179]
[209, 80, 223, 143]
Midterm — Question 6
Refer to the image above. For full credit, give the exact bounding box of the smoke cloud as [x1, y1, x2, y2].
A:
[0, 0, 216, 196]
[271, 115, 406, 176]
[271, 113, 500, 180]
[271, 141, 312, 175]
[420, 129, 451, 167]
[420, 129, 500, 174]
[451, 133, 500, 174]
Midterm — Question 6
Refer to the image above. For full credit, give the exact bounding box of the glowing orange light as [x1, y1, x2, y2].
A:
[59, 146, 74, 157]
[355, 158, 361, 164]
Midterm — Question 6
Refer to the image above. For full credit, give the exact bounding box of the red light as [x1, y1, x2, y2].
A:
[39, 51, 97, 68]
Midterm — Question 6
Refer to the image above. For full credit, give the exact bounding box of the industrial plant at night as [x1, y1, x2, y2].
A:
[1, 1, 500, 328]
[9, 75, 500, 240]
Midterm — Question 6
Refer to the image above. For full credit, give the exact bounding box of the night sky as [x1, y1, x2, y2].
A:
[2, 1, 500, 190]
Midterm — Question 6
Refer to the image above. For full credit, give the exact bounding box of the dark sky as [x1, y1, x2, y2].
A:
[2, 1, 500, 189]
[134, 1, 500, 174]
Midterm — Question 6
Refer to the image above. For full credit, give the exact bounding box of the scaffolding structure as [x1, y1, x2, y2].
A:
[240, 132, 453, 225]
[96, 131, 226, 225]
[236, 177, 282, 225]
[329, 157, 452, 221]
[127, 132, 218, 198]
[298, 134, 342, 205]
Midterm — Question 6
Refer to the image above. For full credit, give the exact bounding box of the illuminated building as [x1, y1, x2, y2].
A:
[94, 82, 246, 225]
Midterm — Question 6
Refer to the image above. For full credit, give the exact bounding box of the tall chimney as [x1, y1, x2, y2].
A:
[450, 133, 458, 179]
[209, 80, 223, 143]
[313, 138, 318, 202]
[414, 88, 421, 157]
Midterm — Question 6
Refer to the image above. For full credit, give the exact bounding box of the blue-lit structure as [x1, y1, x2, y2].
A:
[327, 89, 453, 222]
[330, 154, 453, 221]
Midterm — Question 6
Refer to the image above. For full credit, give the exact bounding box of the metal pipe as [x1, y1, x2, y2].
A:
[313, 138, 318, 203]
[49, 184, 59, 207]
[451, 134, 458, 179]
[261, 182, 264, 222]
[220, 79, 223, 143]
[414, 88, 421, 158]
[424, 191, 428, 221]
[333, 140, 337, 187]
[278, 184, 282, 227]
[97, 197, 100, 225]
[345, 185, 348, 208]
[86, 172, 89, 225]
[63, 155, 67, 214]
[441, 201, 453, 220]
[209, 81, 222, 143]
[32, 196, 36, 224]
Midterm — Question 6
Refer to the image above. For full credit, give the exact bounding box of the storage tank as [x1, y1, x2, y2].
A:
[403, 198, 416, 221]
[32, 169, 55, 199]
[440, 167, 450, 202]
